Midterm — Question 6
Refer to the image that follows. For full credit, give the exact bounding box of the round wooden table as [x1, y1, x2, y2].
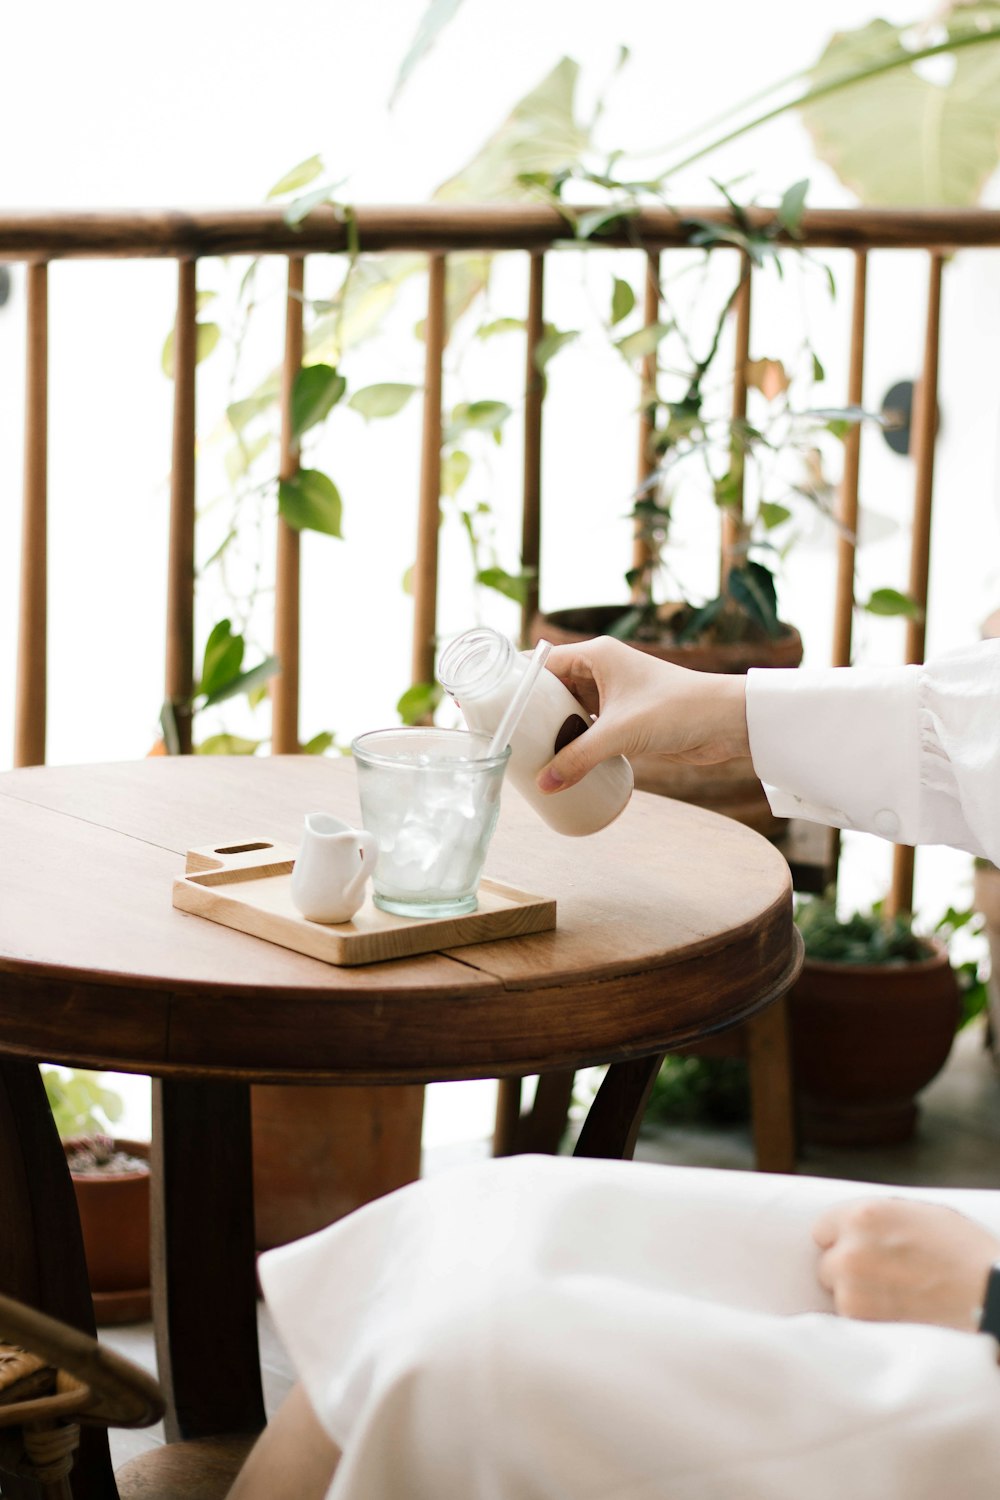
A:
[0, 756, 801, 1498]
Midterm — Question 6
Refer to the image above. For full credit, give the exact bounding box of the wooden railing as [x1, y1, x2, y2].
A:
[7, 204, 1000, 913]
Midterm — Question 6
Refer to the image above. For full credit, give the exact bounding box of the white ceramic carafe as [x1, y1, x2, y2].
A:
[438, 628, 633, 836]
[290, 813, 378, 924]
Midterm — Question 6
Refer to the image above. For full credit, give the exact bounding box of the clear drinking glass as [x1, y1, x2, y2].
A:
[352, 727, 510, 919]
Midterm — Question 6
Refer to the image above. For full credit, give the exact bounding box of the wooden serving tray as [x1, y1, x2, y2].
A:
[173, 840, 556, 967]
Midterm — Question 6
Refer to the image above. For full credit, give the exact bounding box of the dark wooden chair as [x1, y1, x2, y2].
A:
[0, 1291, 253, 1500]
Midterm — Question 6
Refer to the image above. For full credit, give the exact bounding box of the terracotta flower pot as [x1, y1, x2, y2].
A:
[789, 942, 960, 1146]
[531, 605, 803, 835]
[67, 1138, 151, 1326]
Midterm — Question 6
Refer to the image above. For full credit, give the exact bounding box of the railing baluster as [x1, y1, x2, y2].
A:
[520, 254, 545, 647]
[14, 262, 48, 769]
[890, 250, 944, 916]
[411, 254, 446, 695]
[632, 251, 660, 598]
[272, 256, 305, 755]
[831, 251, 868, 668]
[165, 258, 197, 755]
[721, 253, 752, 588]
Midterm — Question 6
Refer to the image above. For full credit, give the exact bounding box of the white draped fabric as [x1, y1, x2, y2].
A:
[261, 1158, 1000, 1499]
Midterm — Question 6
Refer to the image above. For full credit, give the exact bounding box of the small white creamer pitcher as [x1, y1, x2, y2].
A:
[290, 813, 378, 924]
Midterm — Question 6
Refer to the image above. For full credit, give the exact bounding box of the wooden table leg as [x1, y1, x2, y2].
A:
[151, 1079, 266, 1443]
[745, 996, 798, 1174]
[0, 1057, 118, 1500]
[573, 1054, 665, 1160]
[494, 1071, 576, 1156]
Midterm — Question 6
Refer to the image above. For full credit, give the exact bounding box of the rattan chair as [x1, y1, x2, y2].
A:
[0, 1291, 255, 1500]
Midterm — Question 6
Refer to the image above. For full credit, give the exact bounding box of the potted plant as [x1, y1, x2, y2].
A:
[41, 1068, 151, 1326]
[789, 897, 987, 1146]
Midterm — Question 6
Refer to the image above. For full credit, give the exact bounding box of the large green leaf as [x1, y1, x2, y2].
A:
[435, 57, 589, 203]
[800, 15, 1000, 205]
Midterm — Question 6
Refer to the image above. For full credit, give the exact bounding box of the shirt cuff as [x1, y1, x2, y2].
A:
[745, 664, 922, 843]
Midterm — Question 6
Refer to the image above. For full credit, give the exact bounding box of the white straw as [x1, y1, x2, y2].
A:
[485, 639, 552, 758]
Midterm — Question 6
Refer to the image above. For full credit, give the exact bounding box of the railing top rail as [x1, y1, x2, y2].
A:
[2, 204, 1000, 259]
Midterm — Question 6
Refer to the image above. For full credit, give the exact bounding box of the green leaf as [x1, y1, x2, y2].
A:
[575, 204, 639, 240]
[348, 382, 419, 421]
[776, 178, 809, 235]
[397, 681, 443, 725]
[201, 655, 280, 709]
[195, 290, 217, 313]
[444, 400, 512, 442]
[227, 395, 274, 433]
[727, 562, 781, 638]
[302, 730, 337, 755]
[283, 180, 348, 228]
[42, 1067, 123, 1140]
[476, 566, 534, 604]
[811, 351, 826, 382]
[675, 595, 726, 644]
[196, 733, 263, 756]
[291, 364, 347, 438]
[441, 449, 471, 497]
[198, 619, 244, 700]
[390, 0, 467, 107]
[759, 501, 792, 530]
[225, 433, 270, 485]
[606, 606, 647, 640]
[477, 317, 525, 339]
[713, 470, 742, 510]
[278, 470, 344, 537]
[201, 528, 238, 571]
[267, 154, 324, 199]
[610, 277, 635, 326]
[161, 321, 221, 379]
[533, 326, 578, 372]
[863, 587, 923, 619]
[800, 18, 1000, 205]
[615, 321, 672, 361]
[435, 58, 590, 204]
[160, 699, 182, 757]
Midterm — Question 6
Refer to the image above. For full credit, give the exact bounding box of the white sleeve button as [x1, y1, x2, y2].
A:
[873, 808, 901, 840]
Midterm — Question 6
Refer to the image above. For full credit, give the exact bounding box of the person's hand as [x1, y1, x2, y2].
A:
[535, 636, 749, 793]
[812, 1197, 1000, 1332]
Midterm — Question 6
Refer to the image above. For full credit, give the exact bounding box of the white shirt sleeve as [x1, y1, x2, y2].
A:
[745, 640, 1000, 866]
